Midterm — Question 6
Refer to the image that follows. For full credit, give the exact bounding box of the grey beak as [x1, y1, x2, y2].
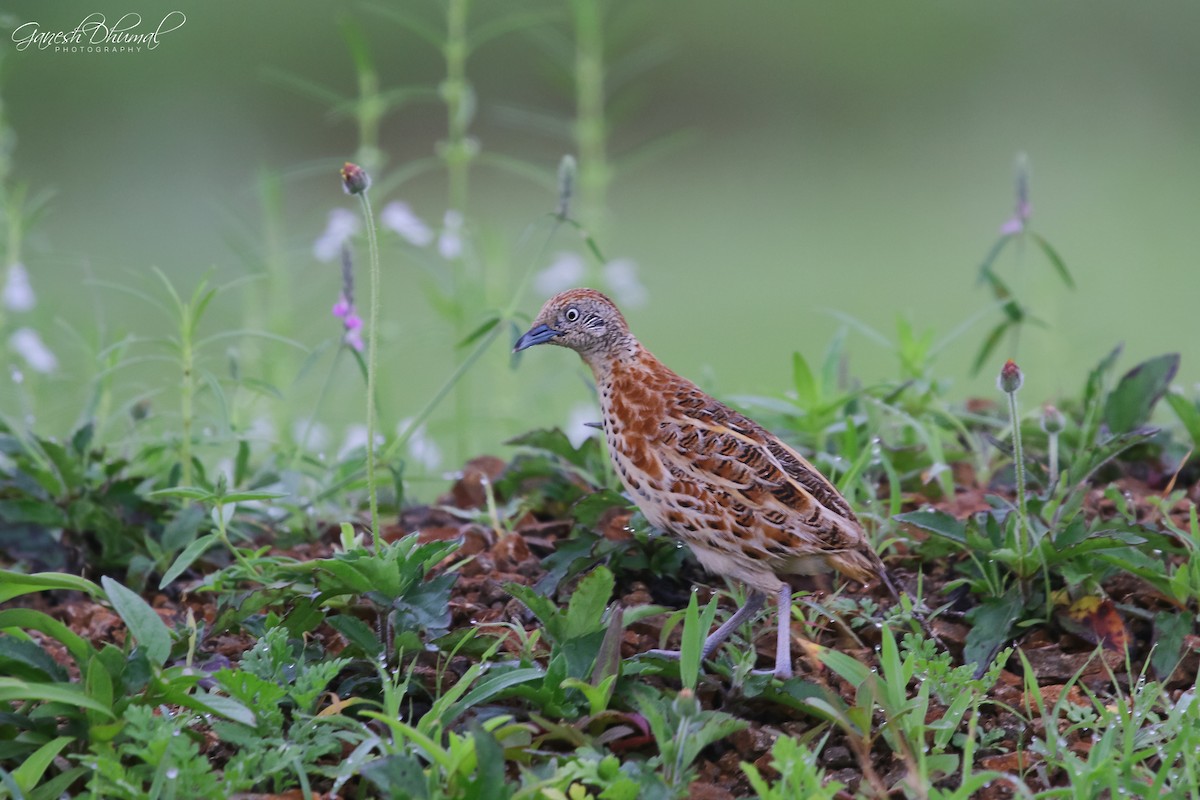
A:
[513, 324, 562, 352]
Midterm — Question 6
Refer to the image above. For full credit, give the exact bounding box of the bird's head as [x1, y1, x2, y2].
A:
[513, 288, 633, 361]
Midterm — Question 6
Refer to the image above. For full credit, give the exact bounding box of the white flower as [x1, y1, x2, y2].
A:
[337, 424, 373, 461]
[2, 262, 35, 311]
[565, 403, 601, 448]
[534, 252, 586, 297]
[380, 201, 433, 247]
[438, 210, 464, 260]
[313, 208, 360, 262]
[603, 258, 647, 309]
[292, 418, 329, 451]
[9, 328, 57, 373]
[397, 418, 442, 471]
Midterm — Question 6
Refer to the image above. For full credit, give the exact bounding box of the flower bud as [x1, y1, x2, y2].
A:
[340, 162, 371, 195]
[1041, 404, 1065, 434]
[997, 359, 1024, 394]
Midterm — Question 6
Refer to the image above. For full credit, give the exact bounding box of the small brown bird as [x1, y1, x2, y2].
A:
[515, 288, 912, 679]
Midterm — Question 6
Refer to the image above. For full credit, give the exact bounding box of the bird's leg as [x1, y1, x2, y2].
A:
[701, 590, 766, 660]
[774, 583, 794, 679]
[750, 583, 794, 679]
[644, 590, 766, 663]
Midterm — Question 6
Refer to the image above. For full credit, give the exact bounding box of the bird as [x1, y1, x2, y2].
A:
[514, 288, 915, 679]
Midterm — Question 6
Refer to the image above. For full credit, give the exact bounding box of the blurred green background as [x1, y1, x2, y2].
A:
[3, 0, 1198, 496]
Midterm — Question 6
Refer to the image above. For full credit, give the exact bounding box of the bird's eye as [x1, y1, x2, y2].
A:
[565, 307, 580, 322]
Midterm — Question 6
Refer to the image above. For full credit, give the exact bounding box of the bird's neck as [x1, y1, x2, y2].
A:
[580, 335, 646, 381]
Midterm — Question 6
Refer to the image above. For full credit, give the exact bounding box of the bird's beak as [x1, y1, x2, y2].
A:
[513, 323, 562, 352]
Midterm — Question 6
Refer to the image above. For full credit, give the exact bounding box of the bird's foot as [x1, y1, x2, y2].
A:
[642, 647, 682, 661]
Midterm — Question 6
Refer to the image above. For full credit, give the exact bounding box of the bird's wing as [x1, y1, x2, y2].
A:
[656, 382, 864, 554]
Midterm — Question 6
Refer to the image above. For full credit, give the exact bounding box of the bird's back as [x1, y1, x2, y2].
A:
[595, 347, 881, 591]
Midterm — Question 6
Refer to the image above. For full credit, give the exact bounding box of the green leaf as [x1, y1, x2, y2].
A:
[1166, 392, 1200, 449]
[457, 315, 501, 349]
[12, 735, 74, 793]
[0, 570, 103, 603]
[792, 351, 819, 408]
[0, 498, 68, 527]
[963, 591, 1024, 672]
[160, 504, 206, 554]
[678, 591, 706, 691]
[1103, 353, 1179, 434]
[561, 566, 614, 641]
[1150, 611, 1192, 682]
[1031, 232, 1074, 289]
[159, 534, 220, 589]
[442, 667, 545, 727]
[220, 490, 289, 503]
[893, 510, 965, 543]
[101, 576, 172, 666]
[970, 320, 1010, 376]
[0, 608, 95, 671]
[820, 648, 872, 687]
[0, 677, 115, 717]
[147, 486, 212, 501]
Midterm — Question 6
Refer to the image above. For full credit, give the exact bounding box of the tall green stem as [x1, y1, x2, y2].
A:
[179, 312, 195, 487]
[572, 0, 610, 237]
[1007, 389, 1028, 569]
[358, 192, 383, 551]
[442, 0, 472, 215]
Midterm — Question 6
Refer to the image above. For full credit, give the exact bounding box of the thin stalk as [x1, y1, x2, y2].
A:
[442, 0, 472, 215]
[357, 191, 383, 551]
[214, 502, 260, 578]
[1007, 389, 1029, 575]
[179, 312, 195, 487]
[572, 0, 609, 238]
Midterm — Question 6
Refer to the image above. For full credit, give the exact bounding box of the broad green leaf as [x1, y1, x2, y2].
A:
[894, 510, 965, 543]
[12, 735, 74, 793]
[0, 498, 68, 527]
[963, 591, 1023, 672]
[0, 570, 103, 603]
[1103, 353, 1179, 434]
[0, 677, 115, 717]
[101, 576, 171, 666]
[442, 667, 545, 727]
[0, 608, 95, 670]
[562, 566, 614, 641]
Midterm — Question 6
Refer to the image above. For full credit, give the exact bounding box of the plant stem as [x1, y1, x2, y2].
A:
[1007, 389, 1029, 576]
[180, 310, 195, 487]
[357, 192, 383, 551]
[572, 0, 609, 238]
[214, 502, 260, 577]
[443, 0, 471, 215]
